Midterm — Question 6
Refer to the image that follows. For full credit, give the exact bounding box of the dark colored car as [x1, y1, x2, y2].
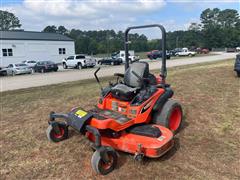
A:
[98, 58, 122, 65]
[234, 53, 240, 77]
[196, 48, 209, 54]
[169, 48, 182, 56]
[34, 61, 58, 73]
[0, 67, 7, 76]
[147, 50, 171, 60]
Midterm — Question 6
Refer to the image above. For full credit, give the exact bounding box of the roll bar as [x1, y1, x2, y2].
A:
[124, 24, 167, 82]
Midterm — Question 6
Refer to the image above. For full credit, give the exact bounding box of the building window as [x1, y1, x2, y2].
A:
[2, 49, 13, 56]
[59, 48, 66, 55]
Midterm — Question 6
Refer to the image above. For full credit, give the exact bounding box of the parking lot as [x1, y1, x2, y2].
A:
[0, 52, 236, 92]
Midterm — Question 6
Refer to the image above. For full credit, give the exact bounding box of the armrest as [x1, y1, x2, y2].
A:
[114, 73, 124, 78]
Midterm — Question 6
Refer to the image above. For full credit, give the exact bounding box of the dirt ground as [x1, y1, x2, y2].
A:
[0, 60, 239, 179]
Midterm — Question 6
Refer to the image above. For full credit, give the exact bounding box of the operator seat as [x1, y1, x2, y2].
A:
[111, 62, 149, 101]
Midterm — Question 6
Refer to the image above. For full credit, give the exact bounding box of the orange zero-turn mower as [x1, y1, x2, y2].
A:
[46, 24, 183, 175]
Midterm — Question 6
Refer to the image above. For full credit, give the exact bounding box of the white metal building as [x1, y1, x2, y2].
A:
[0, 31, 75, 67]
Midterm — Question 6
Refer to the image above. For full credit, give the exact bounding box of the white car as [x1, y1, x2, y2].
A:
[62, 54, 96, 69]
[1, 63, 32, 76]
[22, 60, 37, 68]
[176, 48, 196, 56]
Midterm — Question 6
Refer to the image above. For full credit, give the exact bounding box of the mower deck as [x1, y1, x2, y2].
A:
[87, 125, 173, 158]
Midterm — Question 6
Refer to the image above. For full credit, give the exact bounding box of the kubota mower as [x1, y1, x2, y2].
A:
[46, 24, 183, 175]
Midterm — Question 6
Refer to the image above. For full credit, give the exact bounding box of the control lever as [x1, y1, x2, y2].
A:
[94, 67, 103, 91]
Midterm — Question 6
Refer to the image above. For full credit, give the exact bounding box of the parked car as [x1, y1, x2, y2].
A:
[201, 48, 209, 54]
[236, 47, 240, 52]
[112, 50, 139, 62]
[0, 63, 32, 76]
[175, 48, 196, 56]
[22, 60, 37, 68]
[33, 61, 58, 73]
[226, 48, 236, 52]
[169, 48, 182, 56]
[147, 50, 171, 60]
[62, 54, 96, 69]
[0, 67, 7, 76]
[98, 57, 122, 65]
[234, 53, 240, 77]
[196, 48, 209, 54]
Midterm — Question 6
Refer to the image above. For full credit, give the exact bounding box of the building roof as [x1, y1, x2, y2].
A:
[0, 31, 73, 41]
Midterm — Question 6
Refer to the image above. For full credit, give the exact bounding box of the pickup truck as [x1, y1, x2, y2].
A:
[62, 54, 96, 69]
[112, 50, 139, 63]
[175, 48, 196, 57]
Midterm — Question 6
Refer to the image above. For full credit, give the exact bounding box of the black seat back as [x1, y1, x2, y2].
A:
[124, 62, 149, 88]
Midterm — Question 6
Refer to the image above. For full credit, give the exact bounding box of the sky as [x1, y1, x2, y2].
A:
[1, 0, 239, 38]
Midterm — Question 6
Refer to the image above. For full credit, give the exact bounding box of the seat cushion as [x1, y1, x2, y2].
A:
[111, 84, 138, 101]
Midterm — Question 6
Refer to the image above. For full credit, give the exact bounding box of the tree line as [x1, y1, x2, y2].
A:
[1, 8, 239, 55]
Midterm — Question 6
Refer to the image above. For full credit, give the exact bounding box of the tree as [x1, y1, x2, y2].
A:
[58, 26, 68, 34]
[41, 8, 240, 54]
[0, 10, 21, 30]
[188, 23, 202, 31]
[200, 8, 240, 48]
[42, 25, 57, 33]
[218, 9, 240, 28]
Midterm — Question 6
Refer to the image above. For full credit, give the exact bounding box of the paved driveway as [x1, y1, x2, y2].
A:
[0, 52, 236, 92]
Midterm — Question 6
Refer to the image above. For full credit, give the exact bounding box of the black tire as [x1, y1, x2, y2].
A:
[46, 123, 68, 142]
[152, 99, 183, 134]
[237, 72, 240, 77]
[91, 147, 118, 175]
[77, 63, 82, 69]
[54, 68, 58, 72]
[63, 63, 68, 69]
[12, 71, 16, 76]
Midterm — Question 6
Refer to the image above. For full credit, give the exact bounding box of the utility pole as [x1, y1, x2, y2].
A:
[176, 36, 179, 48]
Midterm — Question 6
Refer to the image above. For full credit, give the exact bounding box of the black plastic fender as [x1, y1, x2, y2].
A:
[49, 108, 93, 134]
[152, 87, 174, 111]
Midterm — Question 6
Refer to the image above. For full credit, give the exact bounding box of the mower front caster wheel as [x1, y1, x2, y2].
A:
[91, 148, 118, 175]
[46, 123, 68, 142]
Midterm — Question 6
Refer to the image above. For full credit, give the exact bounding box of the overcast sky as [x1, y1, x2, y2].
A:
[1, 0, 239, 38]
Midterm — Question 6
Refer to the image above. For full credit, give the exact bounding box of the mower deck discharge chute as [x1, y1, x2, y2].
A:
[46, 24, 183, 175]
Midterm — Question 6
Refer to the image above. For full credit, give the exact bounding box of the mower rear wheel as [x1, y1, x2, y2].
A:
[152, 99, 183, 134]
[46, 123, 68, 142]
[91, 147, 118, 175]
